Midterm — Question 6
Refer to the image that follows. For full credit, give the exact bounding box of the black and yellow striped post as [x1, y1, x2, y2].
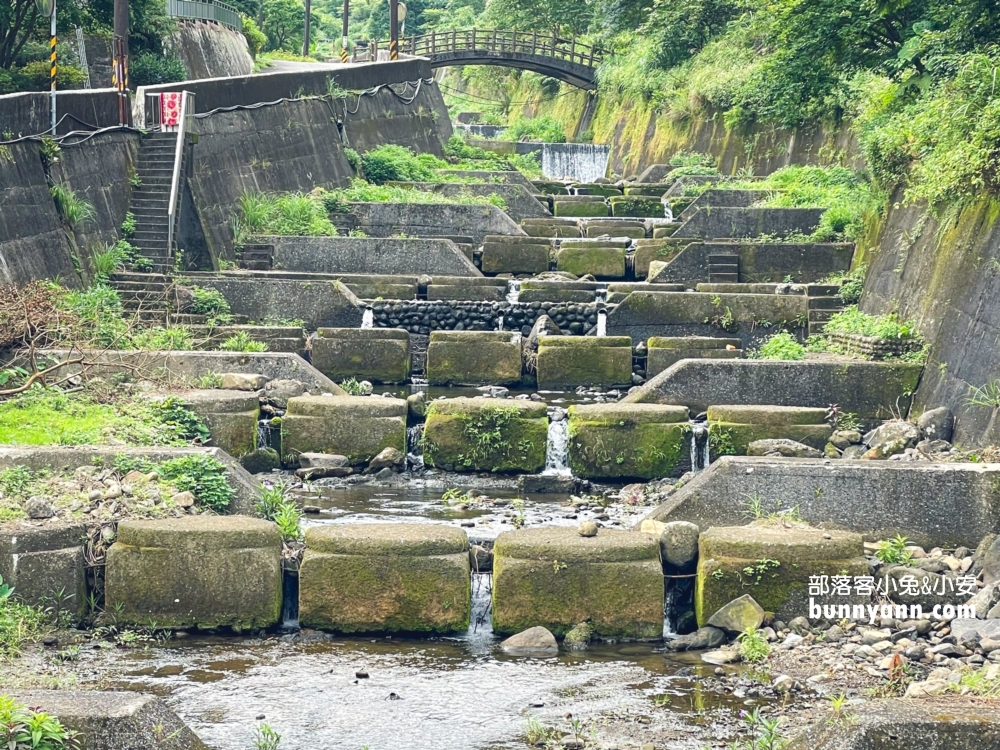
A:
[340, 0, 349, 62]
[389, 0, 399, 60]
[34, 0, 57, 132]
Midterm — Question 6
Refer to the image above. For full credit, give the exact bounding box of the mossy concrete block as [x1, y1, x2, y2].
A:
[553, 200, 609, 218]
[481, 237, 552, 275]
[179, 389, 259, 459]
[423, 397, 548, 473]
[492, 527, 663, 638]
[106, 516, 282, 630]
[299, 523, 470, 634]
[312, 328, 410, 384]
[556, 245, 626, 279]
[586, 222, 647, 239]
[652, 224, 681, 239]
[426, 331, 523, 386]
[0, 523, 86, 621]
[695, 525, 867, 625]
[610, 196, 665, 218]
[536, 336, 632, 389]
[521, 218, 583, 238]
[708, 401, 833, 454]
[568, 403, 689, 480]
[634, 239, 688, 278]
[282, 395, 407, 465]
[647, 337, 743, 377]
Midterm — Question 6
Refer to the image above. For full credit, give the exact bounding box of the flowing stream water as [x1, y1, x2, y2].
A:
[541, 143, 612, 183]
[506, 279, 522, 304]
[542, 412, 571, 476]
[362, 307, 375, 329]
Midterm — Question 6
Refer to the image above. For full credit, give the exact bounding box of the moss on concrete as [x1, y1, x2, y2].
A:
[568, 403, 689, 479]
[423, 397, 548, 473]
[536, 337, 632, 389]
[282, 395, 407, 465]
[706, 405, 829, 425]
[710, 422, 833, 453]
[556, 246, 626, 279]
[312, 328, 410, 384]
[106, 516, 283, 631]
[492, 527, 663, 638]
[299, 523, 469, 634]
[609, 196, 664, 218]
[553, 201, 609, 218]
[426, 331, 523, 386]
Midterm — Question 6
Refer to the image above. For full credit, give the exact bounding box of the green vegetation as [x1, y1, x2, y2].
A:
[823, 306, 920, 340]
[337, 377, 368, 396]
[506, 116, 566, 143]
[360, 144, 439, 184]
[966, 380, 1000, 409]
[820, 264, 867, 305]
[129, 51, 186, 87]
[875, 534, 913, 565]
[322, 179, 506, 209]
[155, 454, 235, 513]
[190, 287, 233, 320]
[91, 240, 152, 280]
[220, 332, 268, 353]
[749, 332, 805, 361]
[49, 184, 95, 229]
[234, 192, 338, 243]
[0, 577, 49, 659]
[256, 480, 303, 541]
[252, 723, 283, 750]
[0, 695, 79, 748]
[725, 707, 787, 750]
[737, 627, 771, 664]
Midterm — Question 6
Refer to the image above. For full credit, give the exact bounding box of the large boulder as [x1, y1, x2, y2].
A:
[422, 397, 548, 473]
[536, 336, 632, 389]
[917, 407, 954, 443]
[568, 403, 690, 480]
[706, 594, 765, 634]
[311, 328, 410, 384]
[500, 626, 559, 656]
[426, 331, 523, 386]
[105, 516, 283, 630]
[299, 523, 470, 634]
[746, 439, 824, 458]
[863, 421, 922, 459]
[492, 527, 663, 639]
[695, 525, 868, 625]
[281, 395, 407, 466]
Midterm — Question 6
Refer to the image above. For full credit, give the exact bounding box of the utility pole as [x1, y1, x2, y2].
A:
[48, 0, 56, 134]
[389, 0, 398, 60]
[303, 0, 312, 57]
[113, 0, 128, 91]
[340, 0, 349, 62]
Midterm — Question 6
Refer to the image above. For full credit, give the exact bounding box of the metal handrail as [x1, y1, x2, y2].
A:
[166, 91, 195, 256]
[371, 29, 603, 67]
[166, 0, 242, 31]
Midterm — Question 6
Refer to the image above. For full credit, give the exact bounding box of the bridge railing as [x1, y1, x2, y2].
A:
[166, 0, 242, 31]
[370, 29, 603, 68]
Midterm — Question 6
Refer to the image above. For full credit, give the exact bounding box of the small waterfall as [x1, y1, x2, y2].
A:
[467, 572, 493, 638]
[506, 279, 522, 304]
[689, 422, 710, 472]
[257, 418, 280, 451]
[662, 200, 673, 221]
[596, 310, 607, 337]
[406, 424, 424, 470]
[663, 584, 677, 639]
[541, 143, 612, 183]
[497, 315, 504, 332]
[542, 410, 571, 476]
[595, 287, 608, 303]
[281, 570, 300, 631]
[361, 307, 374, 329]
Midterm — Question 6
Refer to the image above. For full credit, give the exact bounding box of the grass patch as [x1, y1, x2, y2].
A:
[823, 305, 920, 340]
[322, 179, 507, 209]
[234, 192, 337, 245]
[0, 583, 49, 659]
[749, 331, 805, 361]
[506, 116, 567, 143]
[219, 332, 268, 352]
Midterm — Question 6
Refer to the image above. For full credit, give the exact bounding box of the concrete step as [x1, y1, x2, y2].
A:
[709, 273, 739, 283]
[808, 309, 840, 323]
[807, 296, 844, 309]
[707, 254, 739, 264]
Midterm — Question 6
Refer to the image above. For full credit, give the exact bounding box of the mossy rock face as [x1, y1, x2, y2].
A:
[426, 331, 523, 386]
[609, 196, 665, 218]
[649, 337, 743, 351]
[556, 246, 626, 279]
[536, 337, 632, 389]
[553, 200, 609, 218]
[568, 403, 689, 480]
[106, 516, 283, 631]
[492, 527, 663, 639]
[180, 390, 259, 459]
[710, 422, 833, 454]
[299, 523, 470, 634]
[312, 328, 410, 384]
[586, 222, 646, 239]
[695, 525, 867, 625]
[706, 405, 829, 425]
[282, 395, 407, 466]
[423, 397, 548, 473]
[480, 241, 551, 275]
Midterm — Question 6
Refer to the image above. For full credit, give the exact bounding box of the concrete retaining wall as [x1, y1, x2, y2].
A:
[268, 236, 481, 276]
[167, 20, 254, 81]
[625, 359, 923, 417]
[350, 202, 526, 244]
[644, 456, 1000, 548]
[0, 89, 125, 137]
[673, 208, 825, 240]
[394, 182, 551, 223]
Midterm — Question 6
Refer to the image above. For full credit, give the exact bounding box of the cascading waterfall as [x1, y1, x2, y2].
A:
[467, 571, 494, 639]
[497, 315, 504, 331]
[406, 424, 425, 469]
[541, 143, 612, 184]
[689, 421, 710, 472]
[596, 310, 607, 337]
[663, 584, 677, 639]
[361, 307, 374, 329]
[506, 279, 522, 304]
[542, 409, 571, 476]
[281, 570, 300, 630]
[595, 287, 608, 304]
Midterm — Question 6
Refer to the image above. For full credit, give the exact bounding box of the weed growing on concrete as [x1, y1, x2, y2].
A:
[749, 332, 805, 361]
[337, 378, 367, 395]
[0, 575, 50, 658]
[156, 454, 234, 513]
[874, 535, 913, 565]
[0, 695, 79, 748]
[235, 191, 337, 242]
[823, 306, 919, 340]
[966, 380, 1000, 408]
[256, 480, 303, 542]
[820, 265, 867, 305]
[196, 372, 223, 389]
[737, 627, 771, 664]
[49, 183, 96, 229]
[220, 332, 268, 353]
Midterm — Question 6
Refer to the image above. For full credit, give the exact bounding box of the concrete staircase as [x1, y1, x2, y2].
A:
[708, 253, 739, 283]
[239, 244, 274, 271]
[127, 132, 180, 274]
[806, 285, 844, 335]
[109, 272, 173, 324]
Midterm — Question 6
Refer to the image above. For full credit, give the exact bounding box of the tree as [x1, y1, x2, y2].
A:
[261, 0, 305, 51]
[0, 0, 40, 70]
[480, 0, 593, 36]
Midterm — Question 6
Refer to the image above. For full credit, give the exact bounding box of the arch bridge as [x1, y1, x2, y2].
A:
[364, 30, 603, 89]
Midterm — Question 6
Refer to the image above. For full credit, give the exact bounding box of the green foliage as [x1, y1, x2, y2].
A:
[261, 0, 311, 52]
[966, 380, 1000, 408]
[360, 144, 439, 184]
[506, 116, 567, 143]
[50, 184, 96, 229]
[725, 707, 786, 750]
[824, 305, 920, 340]
[121, 211, 137, 238]
[59, 284, 130, 348]
[129, 326, 195, 351]
[737, 627, 771, 663]
[92, 240, 150, 280]
[235, 191, 337, 242]
[0, 695, 79, 749]
[190, 287, 232, 318]
[252, 723, 282, 750]
[157, 454, 234, 512]
[256, 480, 302, 541]
[875, 534, 913, 565]
[750, 331, 805, 361]
[321, 179, 506, 208]
[220, 331, 268, 352]
[820, 264, 867, 305]
[0, 577, 49, 659]
[156, 397, 211, 443]
[129, 52, 186, 87]
[337, 377, 367, 395]
[242, 16, 269, 59]
[343, 147, 362, 171]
